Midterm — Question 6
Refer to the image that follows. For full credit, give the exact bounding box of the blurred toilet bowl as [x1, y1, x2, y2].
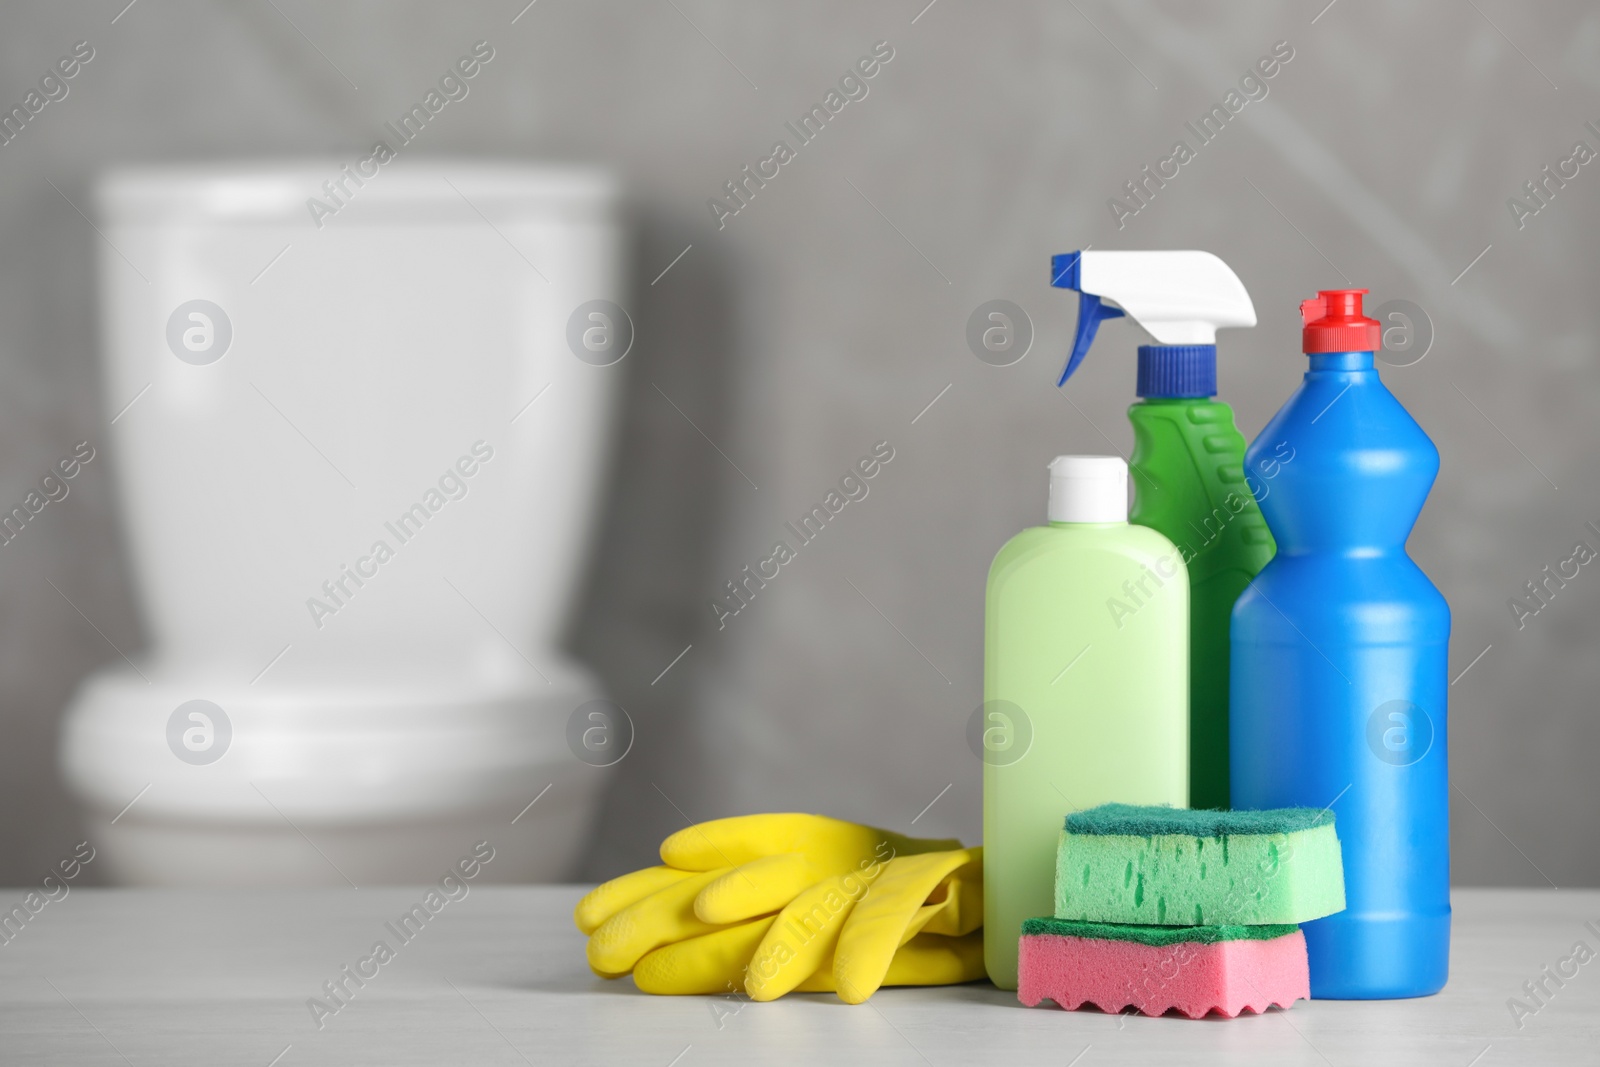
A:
[59, 162, 628, 885]
[62, 666, 608, 885]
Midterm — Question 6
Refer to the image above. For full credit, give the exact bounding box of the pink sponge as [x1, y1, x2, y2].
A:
[1017, 918, 1309, 1019]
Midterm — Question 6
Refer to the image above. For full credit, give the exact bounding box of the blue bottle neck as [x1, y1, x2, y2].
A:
[1308, 351, 1375, 372]
[1252, 345, 1439, 558]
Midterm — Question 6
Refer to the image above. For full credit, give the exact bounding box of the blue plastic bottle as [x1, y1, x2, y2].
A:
[1230, 289, 1450, 999]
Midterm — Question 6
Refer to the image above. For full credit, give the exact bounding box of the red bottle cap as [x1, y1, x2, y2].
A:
[1300, 289, 1380, 353]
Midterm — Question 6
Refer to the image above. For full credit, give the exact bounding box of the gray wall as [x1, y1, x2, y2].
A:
[0, 0, 1594, 888]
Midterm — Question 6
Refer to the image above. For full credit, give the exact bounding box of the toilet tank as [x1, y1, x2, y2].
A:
[94, 163, 626, 684]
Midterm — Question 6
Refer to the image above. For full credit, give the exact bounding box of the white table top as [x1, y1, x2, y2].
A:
[1, 886, 1594, 1065]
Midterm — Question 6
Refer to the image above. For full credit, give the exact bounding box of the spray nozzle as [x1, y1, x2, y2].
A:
[1050, 250, 1256, 393]
[1052, 253, 1125, 385]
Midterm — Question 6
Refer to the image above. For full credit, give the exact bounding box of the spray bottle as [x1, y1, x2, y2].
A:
[1051, 250, 1275, 809]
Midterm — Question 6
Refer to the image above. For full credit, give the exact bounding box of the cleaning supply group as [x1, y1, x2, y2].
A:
[575, 250, 1451, 1018]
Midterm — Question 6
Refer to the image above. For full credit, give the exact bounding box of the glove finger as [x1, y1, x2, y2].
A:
[662, 814, 872, 870]
[694, 853, 820, 924]
[662, 813, 962, 871]
[633, 916, 775, 995]
[833, 847, 982, 1004]
[794, 930, 986, 994]
[881, 930, 986, 988]
[574, 865, 696, 935]
[902, 864, 984, 941]
[586, 867, 729, 975]
[746, 869, 879, 1002]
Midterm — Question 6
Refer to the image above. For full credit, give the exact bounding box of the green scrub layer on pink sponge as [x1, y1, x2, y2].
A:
[1022, 917, 1300, 944]
[1055, 803, 1345, 927]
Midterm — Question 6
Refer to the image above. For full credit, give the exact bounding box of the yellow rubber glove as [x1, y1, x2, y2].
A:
[584, 867, 731, 976]
[574, 865, 693, 936]
[831, 846, 983, 1003]
[661, 813, 961, 925]
[574, 815, 978, 1000]
[794, 931, 985, 995]
[632, 917, 775, 994]
[630, 850, 984, 998]
[745, 846, 983, 1002]
[574, 814, 958, 941]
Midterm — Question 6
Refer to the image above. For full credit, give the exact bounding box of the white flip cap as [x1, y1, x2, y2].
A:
[1048, 455, 1128, 523]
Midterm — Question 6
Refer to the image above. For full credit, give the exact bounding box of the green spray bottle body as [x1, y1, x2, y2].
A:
[1050, 249, 1267, 809]
[1128, 398, 1274, 810]
[981, 456, 1188, 990]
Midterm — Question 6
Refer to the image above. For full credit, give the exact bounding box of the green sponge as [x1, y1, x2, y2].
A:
[1021, 917, 1299, 945]
[1054, 803, 1345, 926]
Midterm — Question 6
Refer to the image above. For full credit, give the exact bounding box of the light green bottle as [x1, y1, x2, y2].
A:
[981, 455, 1189, 989]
